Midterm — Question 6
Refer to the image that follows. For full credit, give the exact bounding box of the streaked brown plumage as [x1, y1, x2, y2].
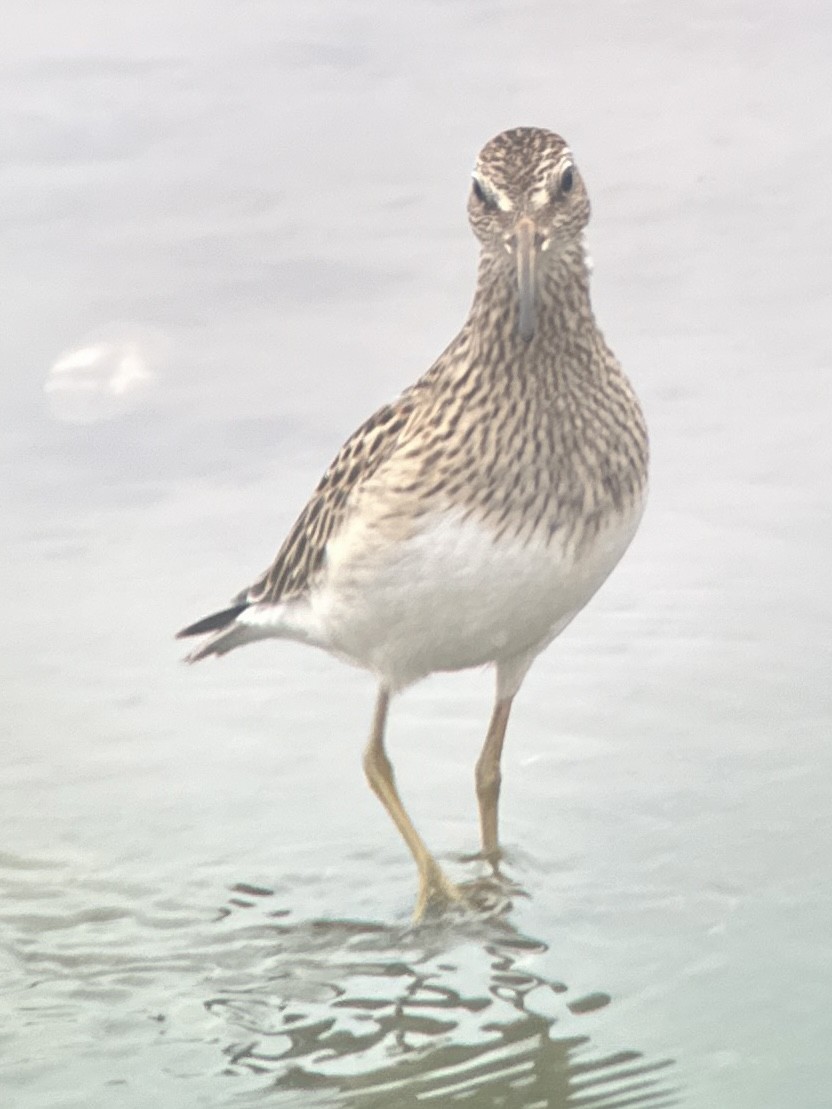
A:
[178, 127, 648, 918]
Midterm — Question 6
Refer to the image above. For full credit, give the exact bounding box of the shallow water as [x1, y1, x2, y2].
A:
[3, 2, 832, 1106]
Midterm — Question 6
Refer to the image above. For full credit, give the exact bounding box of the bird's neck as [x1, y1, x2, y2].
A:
[465, 240, 598, 366]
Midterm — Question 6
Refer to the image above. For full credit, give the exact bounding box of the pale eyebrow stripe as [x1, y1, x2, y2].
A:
[530, 154, 577, 209]
[472, 173, 514, 212]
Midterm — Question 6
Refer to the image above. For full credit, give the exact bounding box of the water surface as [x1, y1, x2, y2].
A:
[2, 2, 831, 1106]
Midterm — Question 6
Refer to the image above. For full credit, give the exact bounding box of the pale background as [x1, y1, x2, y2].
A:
[2, 2, 831, 1106]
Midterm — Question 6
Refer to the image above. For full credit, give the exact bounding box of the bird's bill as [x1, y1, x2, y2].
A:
[514, 217, 538, 342]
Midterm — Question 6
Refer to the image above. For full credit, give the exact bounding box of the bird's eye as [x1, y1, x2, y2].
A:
[472, 177, 494, 208]
[560, 164, 574, 194]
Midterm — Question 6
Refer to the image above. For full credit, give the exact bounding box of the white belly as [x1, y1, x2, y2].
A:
[299, 500, 644, 690]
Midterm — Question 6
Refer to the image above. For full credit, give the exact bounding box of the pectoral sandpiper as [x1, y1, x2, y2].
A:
[178, 126, 648, 918]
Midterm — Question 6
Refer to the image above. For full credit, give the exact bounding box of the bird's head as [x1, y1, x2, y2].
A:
[468, 127, 591, 341]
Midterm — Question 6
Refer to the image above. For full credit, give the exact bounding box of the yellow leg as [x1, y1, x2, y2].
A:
[475, 696, 513, 861]
[363, 687, 461, 919]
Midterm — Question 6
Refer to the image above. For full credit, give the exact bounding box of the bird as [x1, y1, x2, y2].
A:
[177, 126, 648, 919]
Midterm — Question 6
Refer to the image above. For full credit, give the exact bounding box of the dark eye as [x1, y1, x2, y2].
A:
[560, 164, 574, 194]
[471, 176, 495, 208]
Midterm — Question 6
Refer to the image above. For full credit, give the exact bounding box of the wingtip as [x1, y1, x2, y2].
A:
[176, 602, 249, 640]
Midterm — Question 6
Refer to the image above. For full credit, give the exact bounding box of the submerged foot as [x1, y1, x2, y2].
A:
[459, 844, 507, 873]
[413, 859, 466, 922]
[412, 857, 524, 922]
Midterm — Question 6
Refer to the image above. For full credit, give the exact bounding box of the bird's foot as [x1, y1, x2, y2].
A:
[459, 845, 506, 874]
[456, 872, 526, 916]
[412, 858, 523, 922]
[412, 859, 466, 922]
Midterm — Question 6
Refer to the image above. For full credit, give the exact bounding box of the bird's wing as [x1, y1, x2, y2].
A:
[240, 392, 419, 606]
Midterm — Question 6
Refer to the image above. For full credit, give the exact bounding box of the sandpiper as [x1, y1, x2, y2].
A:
[178, 127, 648, 918]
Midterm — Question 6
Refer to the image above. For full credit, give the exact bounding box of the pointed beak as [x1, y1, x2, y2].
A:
[513, 217, 539, 342]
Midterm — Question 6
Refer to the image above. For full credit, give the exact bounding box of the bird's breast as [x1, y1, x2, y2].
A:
[309, 493, 644, 690]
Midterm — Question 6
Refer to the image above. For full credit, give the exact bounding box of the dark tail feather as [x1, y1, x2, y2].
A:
[176, 602, 249, 640]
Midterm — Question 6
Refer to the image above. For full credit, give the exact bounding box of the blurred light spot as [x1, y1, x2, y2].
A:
[45, 326, 168, 424]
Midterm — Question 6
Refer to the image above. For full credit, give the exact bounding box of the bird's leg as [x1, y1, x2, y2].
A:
[475, 695, 514, 867]
[363, 686, 462, 920]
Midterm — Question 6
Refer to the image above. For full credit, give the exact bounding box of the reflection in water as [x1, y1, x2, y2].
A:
[43, 323, 168, 425]
[0, 856, 678, 1106]
[209, 884, 678, 1107]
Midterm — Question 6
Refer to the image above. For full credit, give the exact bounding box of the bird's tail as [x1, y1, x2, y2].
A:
[178, 597, 317, 662]
[176, 602, 253, 662]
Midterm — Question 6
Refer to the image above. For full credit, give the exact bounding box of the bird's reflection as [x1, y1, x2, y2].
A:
[207, 884, 678, 1107]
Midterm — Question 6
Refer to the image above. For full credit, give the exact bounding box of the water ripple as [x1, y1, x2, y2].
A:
[1, 859, 678, 1107]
